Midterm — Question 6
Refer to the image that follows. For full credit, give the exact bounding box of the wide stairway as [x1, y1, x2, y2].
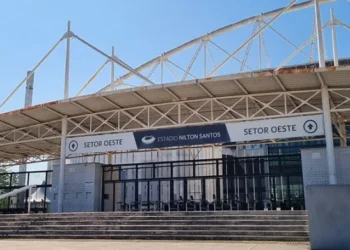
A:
[0, 211, 309, 241]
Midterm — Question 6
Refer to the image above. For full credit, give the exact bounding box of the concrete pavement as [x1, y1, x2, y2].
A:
[0, 240, 310, 250]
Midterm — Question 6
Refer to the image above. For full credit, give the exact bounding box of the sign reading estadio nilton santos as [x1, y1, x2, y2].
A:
[133, 124, 230, 149]
[66, 114, 324, 155]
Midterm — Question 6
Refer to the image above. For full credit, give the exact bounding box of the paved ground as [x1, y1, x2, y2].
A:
[0, 240, 310, 250]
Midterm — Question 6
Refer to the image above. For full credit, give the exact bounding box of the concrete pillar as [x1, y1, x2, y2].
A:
[57, 117, 68, 212]
[18, 71, 35, 207]
[321, 86, 337, 184]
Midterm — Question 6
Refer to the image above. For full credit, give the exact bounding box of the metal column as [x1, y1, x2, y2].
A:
[64, 21, 71, 99]
[321, 87, 337, 184]
[18, 71, 35, 209]
[57, 21, 71, 212]
[330, 8, 339, 66]
[57, 116, 68, 212]
[107, 47, 115, 165]
[111, 46, 115, 82]
[314, 0, 326, 68]
[19, 71, 34, 175]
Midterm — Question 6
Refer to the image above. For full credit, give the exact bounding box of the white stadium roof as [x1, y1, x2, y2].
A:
[1, 60, 350, 166]
[1, 0, 349, 167]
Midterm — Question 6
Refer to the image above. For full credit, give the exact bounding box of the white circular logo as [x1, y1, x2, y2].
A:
[141, 136, 156, 145]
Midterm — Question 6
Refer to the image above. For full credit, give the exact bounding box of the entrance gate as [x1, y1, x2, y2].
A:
[102, 154, 304, 212]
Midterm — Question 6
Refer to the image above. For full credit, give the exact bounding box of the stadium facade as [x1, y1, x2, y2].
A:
[0, 0, 350, 218]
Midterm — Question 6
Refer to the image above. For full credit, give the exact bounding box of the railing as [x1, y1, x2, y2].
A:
[0, 185, 36, 213]
[113, 196, 305, 212]
[0, 170, 52, 214]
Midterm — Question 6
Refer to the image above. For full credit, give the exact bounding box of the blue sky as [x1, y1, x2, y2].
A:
[1, 0, 349, 172]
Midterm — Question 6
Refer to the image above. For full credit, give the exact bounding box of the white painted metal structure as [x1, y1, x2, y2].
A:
[0, 1, 349, 211]
[0, 0, 348, 165]
[1, 64, 350, 163]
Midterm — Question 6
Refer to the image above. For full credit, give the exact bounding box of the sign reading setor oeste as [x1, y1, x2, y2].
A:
[66, 114, 324, 155]
[226, 114, 324, 142]
[66, 133, 137, 155]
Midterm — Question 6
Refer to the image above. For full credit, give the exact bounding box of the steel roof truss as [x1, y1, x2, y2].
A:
[287, 91, 322, 114]
[150, 105, 178, 127]
[121, 107, 148, 130]
[181, 100, 211, 124]
[250, 94, 284, 117]
[213, 98, 246, 121]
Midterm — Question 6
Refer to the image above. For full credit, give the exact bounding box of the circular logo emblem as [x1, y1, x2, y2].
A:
[303, 120, 318, 134]
[141, 135, 156, 145]
[68, 140, 79, 152]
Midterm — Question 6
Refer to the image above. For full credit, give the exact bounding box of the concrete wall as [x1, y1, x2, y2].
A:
[50, 163, 102, 213]
[301, 147, 350, 186]
[306, 185, 350, 250]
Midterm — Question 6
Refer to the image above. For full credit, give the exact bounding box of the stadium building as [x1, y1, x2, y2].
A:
[0, 0, 350, 246]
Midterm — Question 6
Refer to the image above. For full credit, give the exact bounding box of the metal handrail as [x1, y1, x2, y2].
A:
[0, 185, 36, 213]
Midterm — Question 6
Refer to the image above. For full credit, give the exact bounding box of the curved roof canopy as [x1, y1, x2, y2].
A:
[1, 60, 350, 166]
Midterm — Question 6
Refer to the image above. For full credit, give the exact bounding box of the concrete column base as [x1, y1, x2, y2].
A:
[306, 185, 350, 250]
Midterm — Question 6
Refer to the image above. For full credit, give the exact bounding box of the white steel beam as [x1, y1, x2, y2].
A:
[261, 20, 312, 60]
[102, 0, 335, 91]
[182, 41, 204, 81]
[208, 0, 297, 77]
[275, 33, 317, 71]
[72, 34, 155, 86]
[64, 21, 71, 99]
[164, 61, 180, 81]
[204, 40, 207, 76]
[132, 92, 178, 125]
[161, 61, 164, 84]
[76, 60, 109, 96]
[99, 96, 149, 129]
[0, 89, 327, 148]
[167, 60, 197, 79]
[72, 101, 118, 130]
[208, 41, 254, 72]
[111, 46, 115, 83]
[330, 8, 339, 66]
[339, 118, 347, 147]
[0, 37, 64, 111]
[0, 118, 60, 149]
[314, 0, 326, 67]
[142, 61, 160, 86]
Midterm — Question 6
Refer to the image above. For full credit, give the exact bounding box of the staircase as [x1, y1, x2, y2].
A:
[0, 211, 309, 241]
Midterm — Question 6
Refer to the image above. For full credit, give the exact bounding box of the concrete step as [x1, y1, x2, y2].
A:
[0, 215, 308, 222]
[0, 229, 309, 237]
[0, 211, 309, 241]
[0, 211, 307, 218]
[0, 225, 309, 231]
[0, 219, 309, 226]
[0, 234, 309, 241]
[0, 219, 308, 227]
